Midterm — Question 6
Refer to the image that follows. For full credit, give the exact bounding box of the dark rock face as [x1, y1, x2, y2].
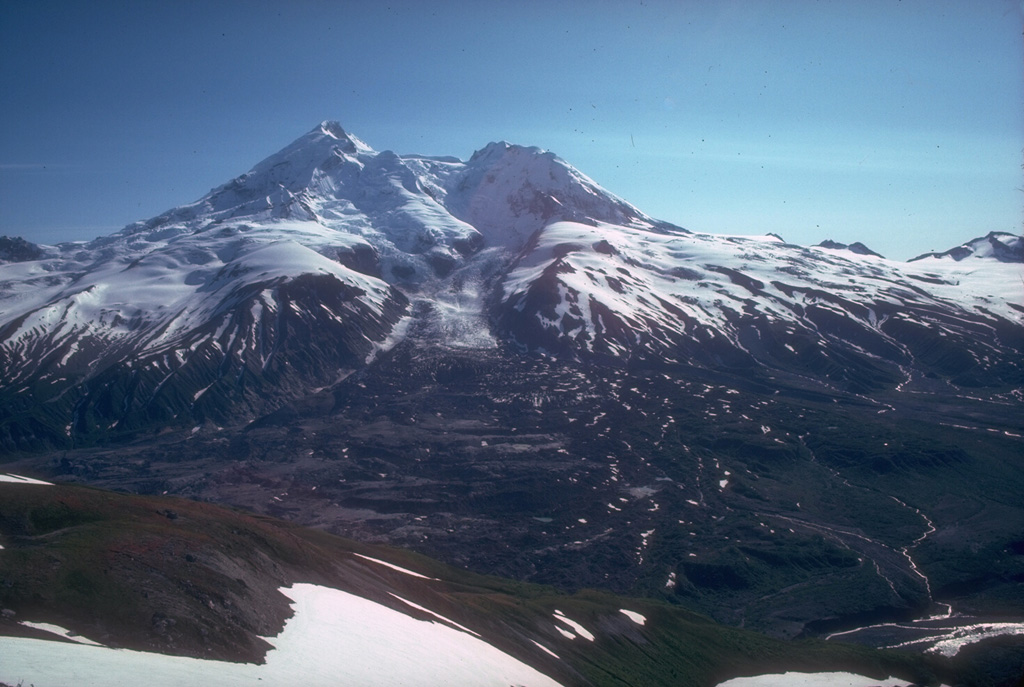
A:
[0, 273, 408, 450]
[330, 243, 382, 277]
[815, 239, 885, 258]
[0, 236, 44, 263]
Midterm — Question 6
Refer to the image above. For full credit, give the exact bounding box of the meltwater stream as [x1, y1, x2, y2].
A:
[790, 440, 1024, 657]
[824, 496, 1024, 657]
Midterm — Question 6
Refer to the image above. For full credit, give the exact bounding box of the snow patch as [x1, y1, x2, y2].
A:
[619, 609, 646, 626]
[0, 583, 563, 687]
[19, 622, 103, 646]
[0, 474, 53, 485]
[552, 610, 594, 641]
[925, 622, 1024, 657]
[352, 553, 439, 580]
[716, 672, 950, 687]
[530, 639, 561, 659]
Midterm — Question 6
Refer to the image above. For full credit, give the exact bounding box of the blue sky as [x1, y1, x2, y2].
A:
[1, 0, 1020, 260]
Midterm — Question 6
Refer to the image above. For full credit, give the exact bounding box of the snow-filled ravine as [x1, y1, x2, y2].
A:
[815, 491, 1024, 658]
[0, 583, 564, 687]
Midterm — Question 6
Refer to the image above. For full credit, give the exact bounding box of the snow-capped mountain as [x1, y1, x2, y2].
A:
[493, 221, 1021, 384]
[0, 121, 1021, 448]
[909, 231, 1024, 263]
[3, 124, 1023, 679]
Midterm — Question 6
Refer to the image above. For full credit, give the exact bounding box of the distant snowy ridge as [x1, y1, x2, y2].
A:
[494, 219, 1022, 388]
[909, 231, 1023, 263]
[814, 239, 884, 258]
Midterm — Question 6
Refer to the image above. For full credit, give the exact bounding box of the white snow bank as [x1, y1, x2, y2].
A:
[0, 473, 53, 485]
[19, 622, 103, 646]
[552, 610, 594, 641]
[352, 552, 439, 580]
[923, 622, 1024, 657]
[0, 583, 563, 687]
[530, 639, 560, 659]
[619, 609, 646, 625]
[716, 672, 950, 687]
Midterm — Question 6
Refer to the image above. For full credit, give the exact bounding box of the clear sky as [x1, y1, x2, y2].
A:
[1, 0, 1021, 260]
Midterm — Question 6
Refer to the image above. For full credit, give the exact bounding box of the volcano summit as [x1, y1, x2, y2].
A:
[0, 121, 1020, 448]
[1, 123, 1022, 672]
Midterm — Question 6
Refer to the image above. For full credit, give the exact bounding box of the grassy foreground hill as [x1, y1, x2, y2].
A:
[0, 480, 987, 687]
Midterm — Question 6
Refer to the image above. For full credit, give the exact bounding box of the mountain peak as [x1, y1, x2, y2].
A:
[318, 120, 348, 138]
[909, 231, 1024, 263]
[128, 121, 379, 227]
[468, 140, 548, 165]
[314, 120, 373, 155]
[815, 239, 884, 258]
[0, 235, 46, 263]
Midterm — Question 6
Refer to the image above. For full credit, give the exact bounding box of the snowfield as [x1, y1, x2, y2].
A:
[0, 583, 564, 687]
[497, 220, 1022, 357]
[716, 672, 950, 687]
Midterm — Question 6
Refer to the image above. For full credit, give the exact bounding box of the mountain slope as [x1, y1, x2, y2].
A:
[493, 221, 1022, 393]
[1, 123, 1023, 682]
[0, 479, 956, 686]
[0, 122, 671, 449]
[0, 122, 1021, 449]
